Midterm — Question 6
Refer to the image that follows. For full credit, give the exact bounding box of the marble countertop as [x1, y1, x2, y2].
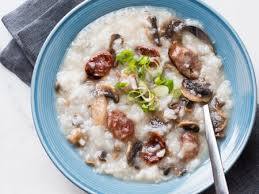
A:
[0, 1, 258, 193]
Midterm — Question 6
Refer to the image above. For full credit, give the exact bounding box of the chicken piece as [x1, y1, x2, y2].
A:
[178, 131, 200, 162]
[91, 96, 108, 126]
[67, 128, 88, 147]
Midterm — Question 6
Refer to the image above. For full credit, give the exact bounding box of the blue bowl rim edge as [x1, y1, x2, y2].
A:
[31, 0, 258, 194]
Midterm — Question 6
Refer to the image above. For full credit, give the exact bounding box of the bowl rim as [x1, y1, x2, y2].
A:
[31, 0, 257, 193]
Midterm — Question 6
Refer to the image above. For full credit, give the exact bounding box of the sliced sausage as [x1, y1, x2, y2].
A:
[135, 46, 160, 57]
[107, 110, 135, 142]
[168, 41, 201, 79]
[141, 132, 166, 164]
[85, 51, 113, 79]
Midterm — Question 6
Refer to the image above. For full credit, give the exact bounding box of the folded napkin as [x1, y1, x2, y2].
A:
[0, 0, 258, 193]
[0, 0, 83, 85]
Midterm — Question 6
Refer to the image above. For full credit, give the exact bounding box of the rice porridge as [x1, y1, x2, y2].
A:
[55, 7, 232, 182]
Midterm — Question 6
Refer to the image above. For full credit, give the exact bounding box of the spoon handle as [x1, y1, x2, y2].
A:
[203, 105, 229, 194]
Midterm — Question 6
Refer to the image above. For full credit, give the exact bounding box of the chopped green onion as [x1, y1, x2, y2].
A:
[171, 88, 182, 99]
[123, 58, 137, 74]
[138, 56, 150, 66]
[164, 79, 174, 92]
[136, 56, 150, 80]
[115, 82, 128, 89]
[154, 74, 165, 85]
[116, 49, 134, 64]
[153, 85, 169, 98]
[154, 74, 174, 92]
[127, 82, 156, 112]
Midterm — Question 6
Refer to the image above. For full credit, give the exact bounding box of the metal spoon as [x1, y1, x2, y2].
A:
[203, 104, 229, 194]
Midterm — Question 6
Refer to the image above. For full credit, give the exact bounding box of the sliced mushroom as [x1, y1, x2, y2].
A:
[178, 131, 200, 162]
[159, 164, 186, 176]
[149, 116, 166, 128]
[210, 111, 227, 138]
[182, 25, 215, 52]
[85, 159, 96, 167]
[71, 114, 84, 127]
[161, 19, 184, 39]
[97, 84, 120, 103]
[107, 110, 135, 142]
[181, 78, 212, 103]
[55, 81, 62, 94]
[85, 51, 114, 79]
[211, 97, 226, 110]
[209, 98, 227, 138]
[141, 132, 167, 164]
[109, 34, 124, 66]
[178, 120, 199, 133]
[168, 41, 202, 79]
[147, 16, 161, 46]
[91, 96, 108, 126]
[161, 19, 215, 51]
[126, 139, 143, 166]
[168, 97, 194, 118]
[98, 151, 107, 162]
[112, 146, 121, 159]
[67, 128, 88, 147]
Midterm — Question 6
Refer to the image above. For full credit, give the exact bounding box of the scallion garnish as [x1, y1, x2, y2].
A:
[171, 88, 182, 99]
[154, 74, 174, 92]
[116, 49, 135, 64]
[115, 82, 129, 89]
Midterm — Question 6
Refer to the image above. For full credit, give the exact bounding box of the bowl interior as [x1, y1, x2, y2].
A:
[32, 0, 257, 194]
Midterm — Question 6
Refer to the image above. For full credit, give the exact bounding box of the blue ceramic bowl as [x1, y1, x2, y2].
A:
[31, 0, 257, 193]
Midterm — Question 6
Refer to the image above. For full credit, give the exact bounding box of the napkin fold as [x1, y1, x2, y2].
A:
[0, 0, 258, 193]
[0, 0, 83, 85]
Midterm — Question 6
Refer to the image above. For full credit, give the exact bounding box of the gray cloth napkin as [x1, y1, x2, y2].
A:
[0, 0, 83, 85]
[0, 0, 258, 193]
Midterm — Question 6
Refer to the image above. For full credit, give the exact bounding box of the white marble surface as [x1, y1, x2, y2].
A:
[0, 1, 258, 194]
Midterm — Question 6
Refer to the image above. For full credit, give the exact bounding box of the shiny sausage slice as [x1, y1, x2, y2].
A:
[178, 131, 200, 162]
[85, 51, 113, 79]
[141, 132, 166, 164]
[135, 46, 160, 57]
[168, 41, 201, 79]
[107, 110, 135, 142]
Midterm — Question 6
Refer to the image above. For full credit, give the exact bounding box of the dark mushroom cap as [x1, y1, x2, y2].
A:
[178, 120, 200, 133]
[109, 34, 124, 66]
[169, 97, 194, 113]
[209, 98, 227, 138]
[181, 78, 213, 103]
[147, 16, 161, 47]
[126, 139, 143, 166]
[162, 19, 215, 52]
[97, 84, 120, 103]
